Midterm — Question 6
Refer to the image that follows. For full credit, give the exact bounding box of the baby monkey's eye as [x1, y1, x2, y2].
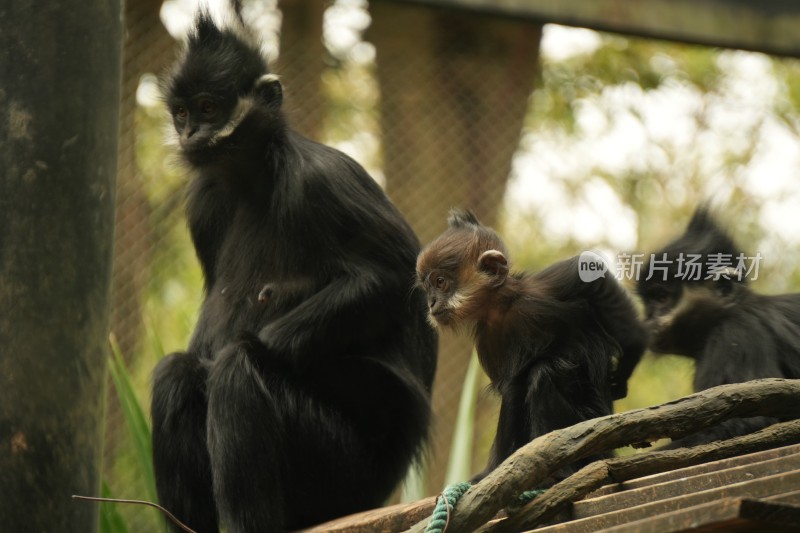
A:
[435, 276, 448, 291]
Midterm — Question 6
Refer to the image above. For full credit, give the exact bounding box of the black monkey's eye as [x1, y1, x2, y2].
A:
[199, 100, 216, 115]
[434, 277, 448, 291]
[174, 106, 188, 120]
[651, 288, 670, 304]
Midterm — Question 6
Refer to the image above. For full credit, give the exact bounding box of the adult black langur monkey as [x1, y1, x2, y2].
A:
[416, 210, 646, 480]
[637, 206, 800, 448]
[150, 12, 437, 532]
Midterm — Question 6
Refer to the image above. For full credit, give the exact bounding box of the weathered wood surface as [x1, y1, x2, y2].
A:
[297, 380, 800, 532]
[296, 497, 436, 533]
[405, 379, 800, 533]
[481, 420, 800, 532]
[529, 470, 800, 532]
[589, 443, 800, 497]
[597, 497, 800, 533]
[575, 454, 800, 518]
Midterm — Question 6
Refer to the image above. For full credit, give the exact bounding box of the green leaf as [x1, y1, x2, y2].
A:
[444, 351, 482, 486]
[108, 335, 158, 503]
[98, 482, 130, 533]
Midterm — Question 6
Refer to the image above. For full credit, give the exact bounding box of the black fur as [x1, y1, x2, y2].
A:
[638, 206, 800, 447]
[417, 210, 646, 480]
[151, 14, 437, 532]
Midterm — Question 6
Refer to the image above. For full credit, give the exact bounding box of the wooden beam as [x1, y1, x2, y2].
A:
[386, 0, 800, 58]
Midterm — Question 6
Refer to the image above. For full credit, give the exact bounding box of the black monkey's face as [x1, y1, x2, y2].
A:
[638, 280, 734, 357]
[169, 93, 236, 153]
[638, 207, 744, 357]
[165, 14, 284, 158]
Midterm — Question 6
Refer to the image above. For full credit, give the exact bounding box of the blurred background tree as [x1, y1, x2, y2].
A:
[102, 0, 800, 529]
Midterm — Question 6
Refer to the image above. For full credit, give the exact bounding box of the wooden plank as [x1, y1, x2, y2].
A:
[765, 489, 800, 506]
[590, 444, 800, 497]
[574, 452, 800, 517]
[593, 498, 800, 533]
[387, 0, 800, 58]
[530, 470, 800, 532]
[295, 496, 436, 533]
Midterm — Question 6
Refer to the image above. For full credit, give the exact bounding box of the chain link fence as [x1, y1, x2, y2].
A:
[105, 0, 800, 529]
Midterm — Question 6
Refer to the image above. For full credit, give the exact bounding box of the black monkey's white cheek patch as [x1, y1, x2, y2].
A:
[208, 97, 255, 146]
[255, 73, 280, 87]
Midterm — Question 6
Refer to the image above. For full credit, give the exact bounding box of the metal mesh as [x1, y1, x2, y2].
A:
[104, 0, 800, 528]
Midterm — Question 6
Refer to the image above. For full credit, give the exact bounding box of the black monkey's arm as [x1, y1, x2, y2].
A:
[255, 143, 420, 366]
[257, 265, 398, 366]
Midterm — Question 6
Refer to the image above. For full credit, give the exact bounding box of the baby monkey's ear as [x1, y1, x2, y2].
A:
[254, 74, 282, 107]
[478, 250, 508, 287]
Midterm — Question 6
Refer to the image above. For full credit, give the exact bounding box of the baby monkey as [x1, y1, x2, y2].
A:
[417, 210, 646, 479]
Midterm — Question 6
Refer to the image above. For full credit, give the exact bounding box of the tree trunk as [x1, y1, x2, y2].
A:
[277, 0, 327, 140]
[0, 3, 121, 531]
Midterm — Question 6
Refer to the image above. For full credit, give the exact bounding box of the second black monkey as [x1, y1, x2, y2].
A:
[638, 207, 800, 448]
[416, 210, 646, 480]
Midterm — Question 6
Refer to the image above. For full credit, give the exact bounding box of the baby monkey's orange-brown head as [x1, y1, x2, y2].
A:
[416, 209, 510, 329]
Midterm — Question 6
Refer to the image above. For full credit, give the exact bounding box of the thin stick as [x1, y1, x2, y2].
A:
[71, 494, 197, 533]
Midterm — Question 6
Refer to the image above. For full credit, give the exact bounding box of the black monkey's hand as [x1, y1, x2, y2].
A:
[257, 320, 307, 363]
[610, 378, 628, 401]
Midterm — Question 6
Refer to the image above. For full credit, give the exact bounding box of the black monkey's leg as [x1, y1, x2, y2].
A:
[472, 388, 526, 482]
[526, 359, 612, 475]
[152, 352, 218, 533]
[206, 336, 286, 531]
[207, 336, 419, 531]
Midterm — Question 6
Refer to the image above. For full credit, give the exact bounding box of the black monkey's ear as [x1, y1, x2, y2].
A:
[478, 250, 508, 286]
[254, 74, 283, 107]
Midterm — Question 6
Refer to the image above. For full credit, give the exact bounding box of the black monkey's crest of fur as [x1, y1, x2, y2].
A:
[683, 207, 739, 256]
[651, 206, 743, 284]
[166, 12, 268, 102]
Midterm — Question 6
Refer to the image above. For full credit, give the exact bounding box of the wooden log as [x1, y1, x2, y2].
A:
[406, 379, 800, 533]
[483, 420, 800, 532]
[295, 497, 437, 533]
